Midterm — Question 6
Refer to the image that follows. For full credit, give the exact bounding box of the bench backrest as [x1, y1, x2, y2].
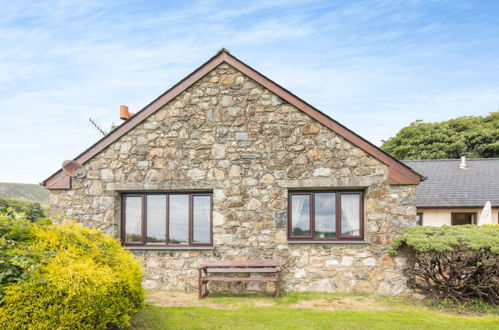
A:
[199, 260, 279, 268]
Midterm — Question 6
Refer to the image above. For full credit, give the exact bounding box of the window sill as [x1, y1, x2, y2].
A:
[125, 246, 214, 250]
[288, 240, 369, 244]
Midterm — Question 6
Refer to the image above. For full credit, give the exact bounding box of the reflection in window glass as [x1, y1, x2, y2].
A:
[315, 193, 335, 238]
[291, 195, 310, 236]
[341, 194, 360, 236]
[125, 196, 142, 242]
[147, 195, 166, 243]
[452, 213, 475, 226]
[193, 196, 211, 243]
[123, 192, 213, 246]
[169, 195, 189, 244]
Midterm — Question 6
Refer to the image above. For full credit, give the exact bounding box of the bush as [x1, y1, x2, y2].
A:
[0, 197, 46, 221]
[0, 208, 42, 295]
[0, 209, 144, 329]
[391, 225, 499, 304]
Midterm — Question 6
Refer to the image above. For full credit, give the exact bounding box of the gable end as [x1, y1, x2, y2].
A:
[43, 50, 421, 189]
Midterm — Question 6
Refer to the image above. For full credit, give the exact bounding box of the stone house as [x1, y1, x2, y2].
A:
[403, 157, 499, 226]
[43, 49, 422, 295]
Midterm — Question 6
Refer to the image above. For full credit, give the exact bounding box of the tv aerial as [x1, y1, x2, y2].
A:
[89, 117, 107, 136]
[61, 160, 87, 178]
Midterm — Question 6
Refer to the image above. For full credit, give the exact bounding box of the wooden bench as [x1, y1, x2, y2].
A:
[198, 260, 280, 299]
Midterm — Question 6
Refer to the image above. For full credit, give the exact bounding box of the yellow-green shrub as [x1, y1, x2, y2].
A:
[0, 216, 144, 329]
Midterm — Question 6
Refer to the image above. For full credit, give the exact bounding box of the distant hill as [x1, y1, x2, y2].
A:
[0, 182, 49, 203]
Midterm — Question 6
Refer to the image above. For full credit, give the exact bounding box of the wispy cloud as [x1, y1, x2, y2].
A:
[1, 0, 499, 183]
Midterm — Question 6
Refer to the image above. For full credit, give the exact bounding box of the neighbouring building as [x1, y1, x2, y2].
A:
[403, 157, 499, 226]
[43, 49, 422, 295]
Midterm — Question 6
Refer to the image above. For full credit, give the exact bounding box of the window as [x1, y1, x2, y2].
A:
[416, 213, 423, 226]
[288, 191, 364, 241]
[451, 212, 476, 226]
[122, 193, 212, 246]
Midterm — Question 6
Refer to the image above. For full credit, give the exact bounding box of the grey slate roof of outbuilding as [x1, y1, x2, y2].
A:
[402, 158, 499, 208]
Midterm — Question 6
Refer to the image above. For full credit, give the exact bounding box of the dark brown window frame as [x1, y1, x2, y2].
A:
[287, 190, 364, 241]
[416, 212, 423, 226]
[451, 212, 477, 226]
[121, 192, 213, 247]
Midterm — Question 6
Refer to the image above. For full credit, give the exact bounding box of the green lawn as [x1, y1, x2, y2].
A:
[129, 292, 499, 329]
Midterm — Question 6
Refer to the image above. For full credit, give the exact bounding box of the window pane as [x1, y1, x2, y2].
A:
[315, 193, 336, 238]
[169, 195, 189, 244]
[193, 196, 211, 243]
[452, 213, 474, 225]
[147, 195, 166, 243]
[125, 196, 142, 242]
[291, 195, 311, 236]
[341, 194, 361, 236]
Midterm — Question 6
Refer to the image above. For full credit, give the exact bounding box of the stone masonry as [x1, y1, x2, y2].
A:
[49, 63, 417, 295]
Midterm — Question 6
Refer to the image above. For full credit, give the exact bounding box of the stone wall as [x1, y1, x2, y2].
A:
[49, 63, 417, 295]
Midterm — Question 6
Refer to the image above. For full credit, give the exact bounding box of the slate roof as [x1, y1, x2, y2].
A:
[403, 159, 499, 208]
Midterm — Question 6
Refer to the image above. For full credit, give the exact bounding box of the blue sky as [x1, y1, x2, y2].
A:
[1, 0, 499, 183]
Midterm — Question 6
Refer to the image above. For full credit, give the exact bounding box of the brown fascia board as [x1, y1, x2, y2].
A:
[43, 50, 421, 189]
[418, 205, 499, 210]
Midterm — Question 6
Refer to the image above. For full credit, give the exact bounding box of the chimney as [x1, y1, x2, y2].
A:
[459, 153, 467, 169]
[119, 105, 134, 120]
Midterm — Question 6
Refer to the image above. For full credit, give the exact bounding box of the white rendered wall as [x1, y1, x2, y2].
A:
[419, 209, 499, 226]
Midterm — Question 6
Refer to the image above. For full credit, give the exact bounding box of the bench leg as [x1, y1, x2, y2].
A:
[274, 271, 281, 298]
[198, 269, 202, 299]
[204, 281, 209, 298]
[199, 270, 209, 299]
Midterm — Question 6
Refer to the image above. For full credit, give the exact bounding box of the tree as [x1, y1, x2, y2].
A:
[381, 112, 499, 159]
[24, 203, 45, 221]
[0, 198, 46, 221]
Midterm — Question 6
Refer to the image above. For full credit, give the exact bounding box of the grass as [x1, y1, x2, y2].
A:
[427, 298, 499, 315]
[129, 292, 499, 329]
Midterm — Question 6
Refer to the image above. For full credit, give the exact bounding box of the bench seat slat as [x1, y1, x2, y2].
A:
[201, 276, 278, 282]
[206, 267, 276, 273]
